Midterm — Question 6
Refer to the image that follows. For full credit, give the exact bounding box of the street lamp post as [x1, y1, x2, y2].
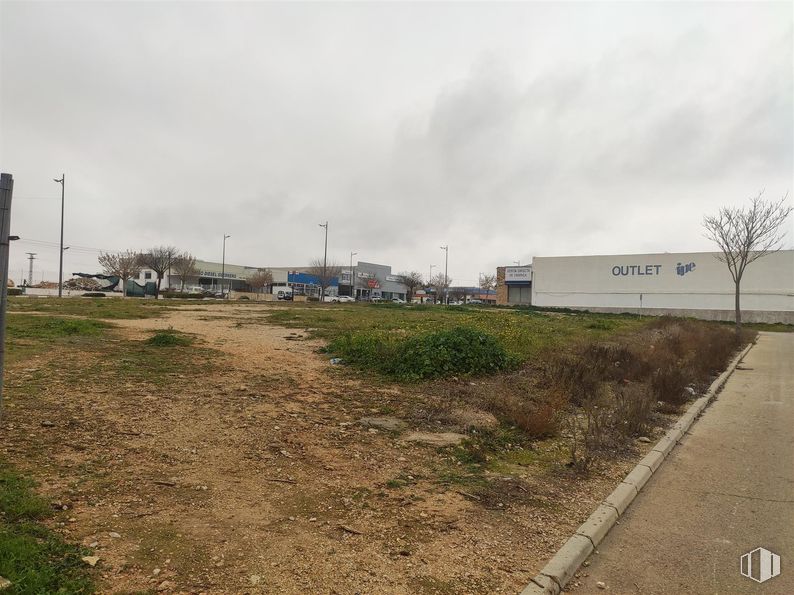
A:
[53, 174, 65, 297]
[350, 251, 357, 299]
[318, 221, 328, 301]
[221, 233, 231, 298]
[429, 264, 435, 304]
[440, 245, 448, 305]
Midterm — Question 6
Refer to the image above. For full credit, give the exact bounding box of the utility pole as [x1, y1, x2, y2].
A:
[440, 245, 449, 305]
[53, 174, 65, 297]
[26, 253, 36, 286]
[0, 173, 15, 424]
[318, 221, 328, 301]
[350, 251, 357, 299]
[221, 234, 231, 298]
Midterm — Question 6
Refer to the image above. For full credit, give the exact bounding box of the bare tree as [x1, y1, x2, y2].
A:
[307, 258, 342, 301]
[397, 271, 424, 303]
[137, 246, 179, 299]
[703, 191, 792, 329]
[98, 250, 142, 298]
[247, 268, 273, 294]
[480, 273, 496, 292]
[429, 272, 451, 304]
[172, 252, 199, 291]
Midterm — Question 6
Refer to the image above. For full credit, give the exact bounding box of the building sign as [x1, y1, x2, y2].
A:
[611, 264, 661, 277]
[200, 271, 238, 279]
[367, 279, 380, 289]
[357, 272, 375, 279]
[385, 275, 402, 282]
[676, 262, 696, 276]
[339, 270, 352, 284]
[505, 266, 531, 282]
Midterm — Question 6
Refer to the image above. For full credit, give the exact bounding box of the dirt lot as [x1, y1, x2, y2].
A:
[0, 303, 644, 594]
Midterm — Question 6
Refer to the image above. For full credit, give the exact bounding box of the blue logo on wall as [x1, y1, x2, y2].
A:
[676, 262, 696, 276]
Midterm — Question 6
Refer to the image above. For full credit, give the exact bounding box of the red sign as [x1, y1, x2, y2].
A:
[367, 279, 380, 289]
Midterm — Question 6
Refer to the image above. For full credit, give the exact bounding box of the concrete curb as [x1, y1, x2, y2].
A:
[521, 340, 755, 595]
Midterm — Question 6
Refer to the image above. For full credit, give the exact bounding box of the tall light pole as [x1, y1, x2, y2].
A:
[318, 221, 328, 301]
[350, 251, 357, 299]
[440, 245, 448, 305]
[53, 174, 65, 297]
[221, 233, 231, 298]
[429, 264, 435, 304]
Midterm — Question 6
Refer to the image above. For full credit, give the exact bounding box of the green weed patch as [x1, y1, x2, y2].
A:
[0, 462, 94, 593]
[330, 326, 515, 381]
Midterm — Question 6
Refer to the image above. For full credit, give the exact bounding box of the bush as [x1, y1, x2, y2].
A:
[81, 292, 106, 298]
[145, 330, 193, 347]
[330, 326, 515, 381]
[7, 287, 23, 296]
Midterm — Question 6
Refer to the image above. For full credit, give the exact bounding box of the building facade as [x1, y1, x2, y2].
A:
[496, 251, 794, 323]
[339, 261, 407, 301]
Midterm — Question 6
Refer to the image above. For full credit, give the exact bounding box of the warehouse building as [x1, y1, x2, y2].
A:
[496, 250, 794, 323]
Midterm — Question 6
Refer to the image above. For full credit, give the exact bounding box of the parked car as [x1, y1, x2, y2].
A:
[391, 297, 406, 304]
[277, 290, 293, 300]
[329, 295, 355, 303]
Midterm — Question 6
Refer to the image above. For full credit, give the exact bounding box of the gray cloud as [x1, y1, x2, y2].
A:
[1, 1, 791, 286]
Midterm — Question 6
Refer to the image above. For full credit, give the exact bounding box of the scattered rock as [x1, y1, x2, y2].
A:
[596, 581, 606, 589]
[358, 416, 406, 432]
[637, 436, 651, 443]
[329, 358, 343, 365]
[108, 531, 121, 539]
[153, 568, 161, 576]
[249, 575, 262, 586]
[339, 524, 363, 535]
[89, 541, 98, 548]
[81, 556, 100, 567]
[40, 420, 55, 427]
[0, 577, 10, 591]
[403, 431, 467, 447]
[157, 580, 175, 592]
[685, 386, 696, 396]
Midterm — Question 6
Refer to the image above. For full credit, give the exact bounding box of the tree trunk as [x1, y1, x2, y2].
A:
[156, 276, 162, 299]
[734, 279, 742, 331]
[121, 276, 127, 298]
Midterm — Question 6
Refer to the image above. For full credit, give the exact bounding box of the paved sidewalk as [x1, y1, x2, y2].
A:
[575, 332, 794, 595]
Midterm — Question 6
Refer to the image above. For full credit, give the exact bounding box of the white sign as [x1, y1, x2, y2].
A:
[385, 275, 402, 282]
[505, 266, 531, 282]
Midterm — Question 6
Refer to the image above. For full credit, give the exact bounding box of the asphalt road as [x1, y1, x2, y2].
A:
[575, 332, 794, 595]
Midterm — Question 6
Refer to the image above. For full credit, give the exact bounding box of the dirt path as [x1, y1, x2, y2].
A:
[0, 304, 633, 594]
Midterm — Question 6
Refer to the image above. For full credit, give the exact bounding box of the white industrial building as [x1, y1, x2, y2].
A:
[498, 250, 794, 324]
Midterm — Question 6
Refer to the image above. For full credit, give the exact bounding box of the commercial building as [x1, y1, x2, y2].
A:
[137, 258, 406, 300]
[338, 261, 408, 301]
[496, 250, 794, 323]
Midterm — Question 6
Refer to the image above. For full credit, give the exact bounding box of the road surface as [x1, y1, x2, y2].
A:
[575, 332, 794, 594]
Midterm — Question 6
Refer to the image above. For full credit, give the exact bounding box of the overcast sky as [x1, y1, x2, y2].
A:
[1, 1, 792, 286]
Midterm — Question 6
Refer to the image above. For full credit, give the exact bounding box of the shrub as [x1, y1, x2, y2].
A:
[7, 287, 23, 296]
[612, 383, 655, 436]
[145, 330, 193, 347]
[330, 326, 515, 381]
[81, 292, 106, 298]
[488, 390, 566, 438]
